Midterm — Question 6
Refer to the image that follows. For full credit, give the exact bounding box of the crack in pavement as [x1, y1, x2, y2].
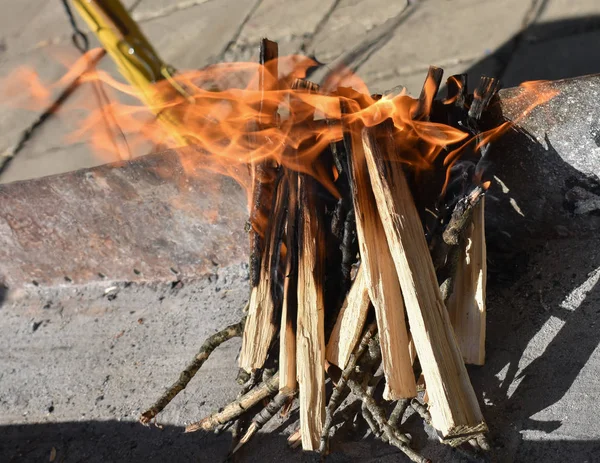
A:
[219, 0, 264, 62]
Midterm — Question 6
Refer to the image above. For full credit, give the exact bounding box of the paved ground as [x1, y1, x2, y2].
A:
[1, 1, 600, 462]
[1, 0, 600, 183]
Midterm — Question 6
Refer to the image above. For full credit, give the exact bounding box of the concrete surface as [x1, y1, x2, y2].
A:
[1, 0, 600, 462]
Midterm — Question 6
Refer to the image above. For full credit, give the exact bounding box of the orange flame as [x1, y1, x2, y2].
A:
[0, 48, 557, 207]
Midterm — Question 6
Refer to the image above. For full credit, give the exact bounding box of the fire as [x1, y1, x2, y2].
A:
[0, 48, 557, 205]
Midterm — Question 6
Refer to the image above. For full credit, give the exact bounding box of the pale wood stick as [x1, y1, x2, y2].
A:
[362, 125, 487, 442]
[342, 110, 416, 400]
[296, 173, 327, 451]
[325, 266, 371, 368]
[184, 372, 279, 433]
[447, 197, 486, 365]
[140, 317, 245, 424]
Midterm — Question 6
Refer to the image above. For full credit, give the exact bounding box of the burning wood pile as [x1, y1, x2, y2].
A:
[140, 38, 506, 461]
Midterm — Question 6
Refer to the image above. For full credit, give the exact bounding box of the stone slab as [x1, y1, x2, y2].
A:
[0, 149, 248, 289]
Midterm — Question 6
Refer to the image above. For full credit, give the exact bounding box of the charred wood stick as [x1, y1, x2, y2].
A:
[185, 372, 280, 433]
[248, 38, 280, 287]
[446, 74, 468, 108]
[140, 316, 246, 424]
[468, 76, 501, 122]
[280, 77, 322, 395]
[240, 174, 288, 370]
[443, 186, 485, 246]
[412, 66, 444, 121]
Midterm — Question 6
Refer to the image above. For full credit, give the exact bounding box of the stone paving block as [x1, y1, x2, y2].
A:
[0, 46, 87, 163]
[524, 0, 600, 42]
[501, 30, 600, 88]
[140, 0, 260, 70]
[311, 0, 408, 63]
[0, 0, 138, 57]
[132, 0, 211, 22]
[0, 54, 156, 184]
[357, 0, 529, 88]
[224, 0, 337, 62]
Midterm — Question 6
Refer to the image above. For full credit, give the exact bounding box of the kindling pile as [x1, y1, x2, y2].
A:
[141, 38, 505, 461]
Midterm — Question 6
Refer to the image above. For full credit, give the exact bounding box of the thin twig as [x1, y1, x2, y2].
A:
[346, 378, 429, 463]
[185, 372, 280, 433]
[410, 398, 432, 423]
[140, 316, 246, 424]
[319, 322, 377, 453]
[231, 392, 291, 454]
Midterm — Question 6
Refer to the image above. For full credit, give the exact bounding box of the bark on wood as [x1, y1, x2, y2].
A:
[326, 266, 370, 368]
[362, 124, 487, 441]
[342, 105, 417, 400]
[296, 173, 327, 451]
[447, 198, 486, 365]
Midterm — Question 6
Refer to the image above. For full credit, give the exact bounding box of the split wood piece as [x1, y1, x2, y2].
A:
[447, 198, 486, 365]
[296, 173, 327, 451]
[326, 266, 370, 368]
[320, 322, 377, 453]
[139, 317, 245, 424]
[241, 38, 282, 371]
[279, 78, 321, 394]
[342, 101, 416, 400]
[185, 371, 280, 433]
[279, 171, 298, 393]
[239, 175, 288, 370]
[412, 66, 444, 121]
[248, 38, 280, 287]
[362, 124, 487, 442]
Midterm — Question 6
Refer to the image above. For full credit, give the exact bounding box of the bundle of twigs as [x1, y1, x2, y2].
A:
[140, 38, 502, 462]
